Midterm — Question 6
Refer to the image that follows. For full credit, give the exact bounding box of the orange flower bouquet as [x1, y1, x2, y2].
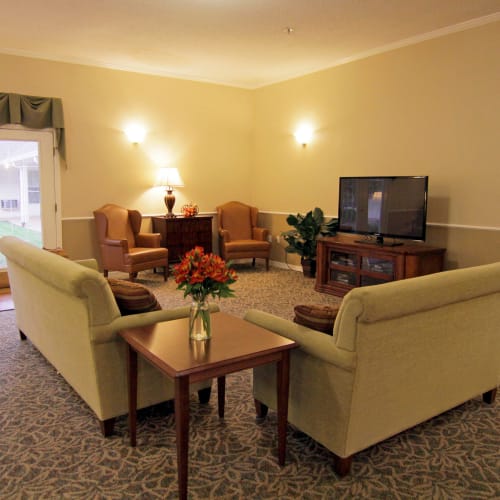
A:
[181, 203, 199, 217]
[173, 247, 237, 340]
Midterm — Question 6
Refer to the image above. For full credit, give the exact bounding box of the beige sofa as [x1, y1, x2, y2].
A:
[245, 262, 500, 475]
[0, 236, 214, 435]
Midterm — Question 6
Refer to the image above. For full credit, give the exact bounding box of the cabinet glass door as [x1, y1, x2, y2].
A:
[330, 251, 357, 268]
[330, 269, 357, 286]
[361, 256, 394, 277]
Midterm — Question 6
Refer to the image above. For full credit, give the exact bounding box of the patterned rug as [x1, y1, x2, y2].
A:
[0, 263, 498, 499]
[140, 262, 341, 321]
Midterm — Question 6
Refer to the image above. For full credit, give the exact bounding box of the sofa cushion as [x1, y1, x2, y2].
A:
[107, 278, 161, 316]
[293, 304, 340, 335]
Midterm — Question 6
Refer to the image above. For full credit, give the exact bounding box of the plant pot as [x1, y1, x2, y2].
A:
[301, 258, 316, 278]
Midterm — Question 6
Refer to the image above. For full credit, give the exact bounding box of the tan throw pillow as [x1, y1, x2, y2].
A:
[293, 304, 340, 335]
[107, 278, 161, 316]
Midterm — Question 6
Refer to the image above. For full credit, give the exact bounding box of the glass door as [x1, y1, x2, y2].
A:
[0, 128, 61, 272]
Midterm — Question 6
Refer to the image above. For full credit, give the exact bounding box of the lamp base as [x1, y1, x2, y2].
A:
[165, 190, 176, 218]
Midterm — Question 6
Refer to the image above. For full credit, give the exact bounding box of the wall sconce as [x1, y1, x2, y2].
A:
[155, 167, 184, 218]
[124, 123, 146, 144]
[294, 124, 314, 147]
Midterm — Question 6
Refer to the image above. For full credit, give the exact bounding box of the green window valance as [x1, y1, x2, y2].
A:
[0, 93, 66, 161]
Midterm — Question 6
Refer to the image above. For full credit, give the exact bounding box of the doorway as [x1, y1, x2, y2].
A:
[0, 127, 61, 293]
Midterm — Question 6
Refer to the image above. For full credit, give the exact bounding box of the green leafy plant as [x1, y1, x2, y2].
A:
[282, 207, 338, 260]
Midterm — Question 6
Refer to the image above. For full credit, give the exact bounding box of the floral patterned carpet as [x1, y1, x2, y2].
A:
[0, 263, 498, 499]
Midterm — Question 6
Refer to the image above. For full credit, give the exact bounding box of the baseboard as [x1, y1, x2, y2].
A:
[228, 258, 301, 272]
[270, 260, 302, 272]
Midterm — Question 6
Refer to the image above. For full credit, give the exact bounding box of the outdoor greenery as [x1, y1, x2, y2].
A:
[0, 221, 42, 268]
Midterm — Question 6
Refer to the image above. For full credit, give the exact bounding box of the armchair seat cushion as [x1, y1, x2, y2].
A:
[107, 278, 161, 316]
[224, 240, 270, 252]
[293, 303, 340, 334]
[125, 247, 168, 265]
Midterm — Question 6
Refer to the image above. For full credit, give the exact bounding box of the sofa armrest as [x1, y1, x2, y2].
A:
[76, 259, 99, 271]
[244, 309, 355, 371]
[91, 303, 220, 344]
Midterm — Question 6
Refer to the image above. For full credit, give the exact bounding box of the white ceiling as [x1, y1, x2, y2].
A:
[2, 0, 500, 88]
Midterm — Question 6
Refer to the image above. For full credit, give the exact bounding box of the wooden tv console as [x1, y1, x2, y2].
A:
[315, 234, 446, 297]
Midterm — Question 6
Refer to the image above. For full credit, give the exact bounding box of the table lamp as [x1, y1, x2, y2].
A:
[156, 167, 184, 218]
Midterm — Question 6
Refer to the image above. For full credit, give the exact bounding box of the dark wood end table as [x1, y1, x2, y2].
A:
[151, 215, 213, 262]
[119, 311, 298, 500]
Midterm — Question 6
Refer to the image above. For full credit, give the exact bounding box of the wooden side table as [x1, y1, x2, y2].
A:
[152, 215, 213, 262]
[119, 312, 298, 500]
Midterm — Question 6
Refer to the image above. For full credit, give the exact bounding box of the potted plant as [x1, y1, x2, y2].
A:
[282, 207, 338, 277]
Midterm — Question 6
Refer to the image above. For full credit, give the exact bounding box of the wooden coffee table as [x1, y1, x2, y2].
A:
[119, 311, 298, 500]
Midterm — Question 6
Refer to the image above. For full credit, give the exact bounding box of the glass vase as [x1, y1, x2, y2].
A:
[189, 299, 211, 340]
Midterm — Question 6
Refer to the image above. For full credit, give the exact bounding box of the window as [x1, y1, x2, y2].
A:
[0, 127, 61, 270]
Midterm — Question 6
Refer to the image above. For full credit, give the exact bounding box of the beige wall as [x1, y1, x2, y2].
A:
[252, 21, 500, 268]
[1, 57, 252, 202]
[1, 53, 253, 260]
[1, 20, 499, 268]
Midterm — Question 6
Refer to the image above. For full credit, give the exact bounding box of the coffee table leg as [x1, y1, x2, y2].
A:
[217, 376, 226, 418]
[174, 376, 190, 500]
[127, 345, 138, 447]
[276, 350, 291, 466]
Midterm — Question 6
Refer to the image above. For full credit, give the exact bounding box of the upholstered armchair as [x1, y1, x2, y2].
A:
[216, 201, 271, 271]
[93, 204, 168, 280]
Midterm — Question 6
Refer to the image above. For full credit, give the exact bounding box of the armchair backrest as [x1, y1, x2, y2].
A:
[217, 201, 258, 240]
[94, 204, 141, 249]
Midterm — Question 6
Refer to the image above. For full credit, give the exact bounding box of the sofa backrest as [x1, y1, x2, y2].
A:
[334, 262, 500, 352]
[333, 262, 500, 454]
[0, 236, 120, 328]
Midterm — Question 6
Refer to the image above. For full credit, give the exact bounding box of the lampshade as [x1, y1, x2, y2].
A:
[155, 167, 184, 189]
[155, 167, 184, 218]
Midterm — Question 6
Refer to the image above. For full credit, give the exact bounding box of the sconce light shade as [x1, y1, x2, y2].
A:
[155, 167, 184, 218]
[124, 124, 147, 144]
[294, 124, 314, 147]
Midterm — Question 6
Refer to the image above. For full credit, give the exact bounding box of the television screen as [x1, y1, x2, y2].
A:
[338, 176, 428, 244]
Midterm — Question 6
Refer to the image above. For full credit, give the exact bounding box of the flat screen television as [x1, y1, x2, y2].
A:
[338, 176, 428, 246]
